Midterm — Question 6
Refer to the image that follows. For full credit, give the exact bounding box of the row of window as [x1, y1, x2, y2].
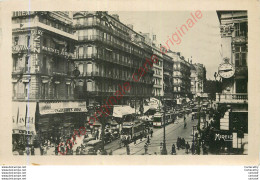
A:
[39, 17, 73, 34]
[76, 80, 151, 94]
[74, 16, 129, 37]
[12, 81, 74, 99]
[76, 46, 145, 68]
[76, 28, 144, 56]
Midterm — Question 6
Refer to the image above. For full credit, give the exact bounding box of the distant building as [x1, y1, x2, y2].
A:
[167, 50, 191, 105]
[141, 33, 164, 98]
[190, 63, 206, 99]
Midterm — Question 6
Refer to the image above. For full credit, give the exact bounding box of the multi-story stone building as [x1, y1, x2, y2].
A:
[167, 50, 191, 105]
[72, 11, 153, 119]
[11, 11, 88, 150]
[216, 11, 248, 153]
[141, 33, 164, 98]
[162, 50, 174, 106]
[190, 63, 206, 99]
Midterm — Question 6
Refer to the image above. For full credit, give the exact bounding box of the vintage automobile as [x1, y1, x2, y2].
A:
[82, 140, 103, 155]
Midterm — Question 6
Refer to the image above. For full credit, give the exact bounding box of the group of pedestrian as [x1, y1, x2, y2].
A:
[176, 137, 186, 150]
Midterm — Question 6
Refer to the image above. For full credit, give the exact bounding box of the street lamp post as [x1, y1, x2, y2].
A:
[161, 97, 167, 155]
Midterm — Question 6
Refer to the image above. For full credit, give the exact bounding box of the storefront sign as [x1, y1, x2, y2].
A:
[39, 101, 87, 115]
[215, 133, 233, 141]
[42, 46, 74, 58]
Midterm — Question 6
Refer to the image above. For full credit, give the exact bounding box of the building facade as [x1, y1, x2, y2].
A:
[72, 11, 153, 118]
[12, 11, 89, 150]
[216, 11, 248, 153]
[190, 63, 206, 99]
[167, 50, 191, 105]
[162, 50, 174, 106]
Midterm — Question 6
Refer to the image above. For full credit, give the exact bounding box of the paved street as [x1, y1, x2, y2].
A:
[112, 114, 198, 155]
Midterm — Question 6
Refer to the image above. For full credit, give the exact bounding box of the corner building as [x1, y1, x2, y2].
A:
[12, 11, 87, 151]
[216, 11, 248, 153]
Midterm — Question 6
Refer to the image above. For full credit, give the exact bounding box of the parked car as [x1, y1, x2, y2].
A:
[82, 140, 103, 155]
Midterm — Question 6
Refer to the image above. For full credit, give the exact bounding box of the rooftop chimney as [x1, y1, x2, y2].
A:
[112, 14, 119, 21]
[127, 24, 133, 30]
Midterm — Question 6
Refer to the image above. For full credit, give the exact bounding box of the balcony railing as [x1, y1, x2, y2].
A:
[12, 67, 31, 74]
[77, 35, 143, 58]
[216, 93, 248, 103]
[74, 20, 130, 42]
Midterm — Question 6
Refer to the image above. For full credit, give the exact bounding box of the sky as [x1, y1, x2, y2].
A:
[111, 11, 222, 79]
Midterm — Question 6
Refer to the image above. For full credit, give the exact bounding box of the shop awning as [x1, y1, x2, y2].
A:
[112, 105, 135, 118]
[143, 106, 150, 114]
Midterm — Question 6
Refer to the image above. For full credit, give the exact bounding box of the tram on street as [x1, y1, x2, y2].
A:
[120, 120, 145, 141]
[153, 112, 163, 127]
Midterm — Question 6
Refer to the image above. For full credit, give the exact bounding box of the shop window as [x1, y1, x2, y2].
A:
[13, 83, 17, 98]
[80, 18, 84, 25]
[53, 84, 58, 98]
[87, 63, 93, 74]
[236, 79, 247, 93]
[234, 22, 248, 37]
[235, 46, 247, 66]
[78, 46, 84, 58]
[24, 82, 29, 98]
[25, 56, 30, 72]
[87, 80, 93, 92]
[41, 83, 47, 99]
[66, 84, 70, 98]
[78, 63, 84, 75]
[13, 57, 18, 71]
[86, 46, 93, 57]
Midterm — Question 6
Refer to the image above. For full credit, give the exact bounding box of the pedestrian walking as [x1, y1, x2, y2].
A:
[96, 130, 99, 140]
[133, 135, 136, 145]
[55, 145, 58, 155]
[126, 145, 130, 155]
[40, 145, 44, 155]
[191, 141, 195, 154]
[147, 135, 150, 144]
[144, 143, 148, 155]
[26, 147, 30, 156]
[171, 144, 176, 155]
[177, 137, 180, 150]
[150, 129, 153, 137]
[160, 142, 163, 154]
[76, 147, 80, 155]
[31, 146, 35, 155]
[186, 142, 190, 154]
[182, 138, 186, 149]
